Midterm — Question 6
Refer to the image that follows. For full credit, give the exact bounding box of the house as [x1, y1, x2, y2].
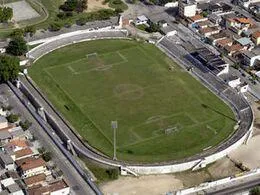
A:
[189, 14, 207, 23]
[9, 127, 25, 139]
[208, 3, 223, 14]
[28, 179, 70, 195]
[226, 17, 254, 35]
[216, 38, 233, 48]
[239, 82, 249, 93]
[178, 0, 197, 18]
[199, 27, 220, 37]
[17, 157, 47, 178]
[238, 0, 250, 8]
[0, 177, 24, 195]
[196, 20, 212, 29]
[235, 37, 254, 50]
[24, 173, 46, 188]
[5, 139, 29, 152]
[0, 131, 12, 143]
[158, 20, 168, 28]
[208, 14, 222, 25]
[209, 32, 227, 45]
[252, 31, 260, 45]
[135, 15, 148, 25]
[14, 148, 34, 161]
[224, 44, 244, 56]
[241, 50, 260, 66]
[0, 152, 15, 171]
[227, 75, 241, 88]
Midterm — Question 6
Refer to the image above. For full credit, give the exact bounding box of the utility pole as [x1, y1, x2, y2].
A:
[111, 121, 118, 160]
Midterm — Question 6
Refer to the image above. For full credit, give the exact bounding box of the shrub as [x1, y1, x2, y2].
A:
[49, 22, 62, 31]
[6, 113, 19, 123]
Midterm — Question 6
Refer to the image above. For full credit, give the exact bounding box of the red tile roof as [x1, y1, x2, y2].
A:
[24, 174, 46, 186]
[15, 148, 33, 159]
[20, 158, 46, 171]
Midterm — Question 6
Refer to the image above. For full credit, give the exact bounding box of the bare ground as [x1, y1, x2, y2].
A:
[100, 175, 183, 195]
[229, 95, 260, 170]
[87, 0, 109, 12]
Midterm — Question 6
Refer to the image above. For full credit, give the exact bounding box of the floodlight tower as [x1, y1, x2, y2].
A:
[111, 121, 118, 160]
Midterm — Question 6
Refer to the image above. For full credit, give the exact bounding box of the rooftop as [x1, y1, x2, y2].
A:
[252, 31, 260, 38]
[199, 27, 219, 34]
[7, 139, 29, 149]
[0, 116, 7, 124]
[15, 148, 33, 159]
[20, 157, 45, 171]
[137, 15, 148, 22]
[0, 152, 14, 165]
[28, 180, 68, 195]
[225, 44, 243, 52]
[216, 38, 233, 46]
[189, 14, 205, 22]
[0, 131, 11, 140]
[24, 173, 46, 186]
[236, 37, 253, 46]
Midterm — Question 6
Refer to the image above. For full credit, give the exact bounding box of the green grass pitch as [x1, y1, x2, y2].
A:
[29, 39, 236, 163]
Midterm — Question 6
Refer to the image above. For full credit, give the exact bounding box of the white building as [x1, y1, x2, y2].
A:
[241, 50, 260, 67]
[135, 15, 149, 25]
[178, 0, 197, 18]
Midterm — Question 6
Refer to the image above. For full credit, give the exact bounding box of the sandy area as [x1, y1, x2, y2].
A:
[87, 0, 109, 12]
[229, 97, 260, 170]
[100, 175, 183, 195]
[6, 0, 40, 22]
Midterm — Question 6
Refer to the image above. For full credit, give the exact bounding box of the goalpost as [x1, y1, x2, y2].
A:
[86, 53, 98, 59]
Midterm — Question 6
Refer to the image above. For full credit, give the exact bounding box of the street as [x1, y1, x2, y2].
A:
[0, 83, 96, 195]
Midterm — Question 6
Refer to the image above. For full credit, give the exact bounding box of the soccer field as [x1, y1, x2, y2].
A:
[29, 39, 236, 163]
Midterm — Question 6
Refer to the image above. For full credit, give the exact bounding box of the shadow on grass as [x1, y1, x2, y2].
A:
[201, 104, 236, 122]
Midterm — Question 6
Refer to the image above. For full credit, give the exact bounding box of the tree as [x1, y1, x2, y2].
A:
[10, 29, 24, 38]
[250, 187, 260, 195]
[24, 26, 36, 37]
[42, 151, 52, 162]
[0, 7, 13, 22]
[6, 113, 19, 123]
[19, 120, 32, 130]
[49, 22, 62, 31]
[6, 36, 27, 56]
[0, 55, 19, 82]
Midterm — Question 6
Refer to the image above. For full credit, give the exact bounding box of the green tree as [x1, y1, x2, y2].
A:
[24, 26, 36, 37]
[42, 151, 52, 162]
[49, 22, 62, 31]
[10, 29, 24, 38]
[19, 120, 32, 130]
[0, 55, 19, 82]
[6, 113, 19, 123]
[6, 36, 27, 56]
[250, 187, 260, 195]
[0, 7, 13, 22]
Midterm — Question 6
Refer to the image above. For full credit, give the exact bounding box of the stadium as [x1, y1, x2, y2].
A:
[20, 29, 253, 174]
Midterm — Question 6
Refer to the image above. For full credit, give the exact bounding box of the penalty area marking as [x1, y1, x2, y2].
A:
[86, 52, 98, 59]
[68, 66, 78, 74]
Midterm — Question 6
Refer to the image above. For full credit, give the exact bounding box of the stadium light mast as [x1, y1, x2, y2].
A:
[111, 121, 118, 160]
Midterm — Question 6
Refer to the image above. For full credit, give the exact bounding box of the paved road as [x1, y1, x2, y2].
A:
[0, 84, 96, 195]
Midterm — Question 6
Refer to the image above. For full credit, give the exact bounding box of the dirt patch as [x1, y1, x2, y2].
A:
[87, 0, 109, 12]
[100, 175, 183, 195]
[6, 0, 40, 22]
[114, 84, 144, 100]
[207, 157, 241, 179]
